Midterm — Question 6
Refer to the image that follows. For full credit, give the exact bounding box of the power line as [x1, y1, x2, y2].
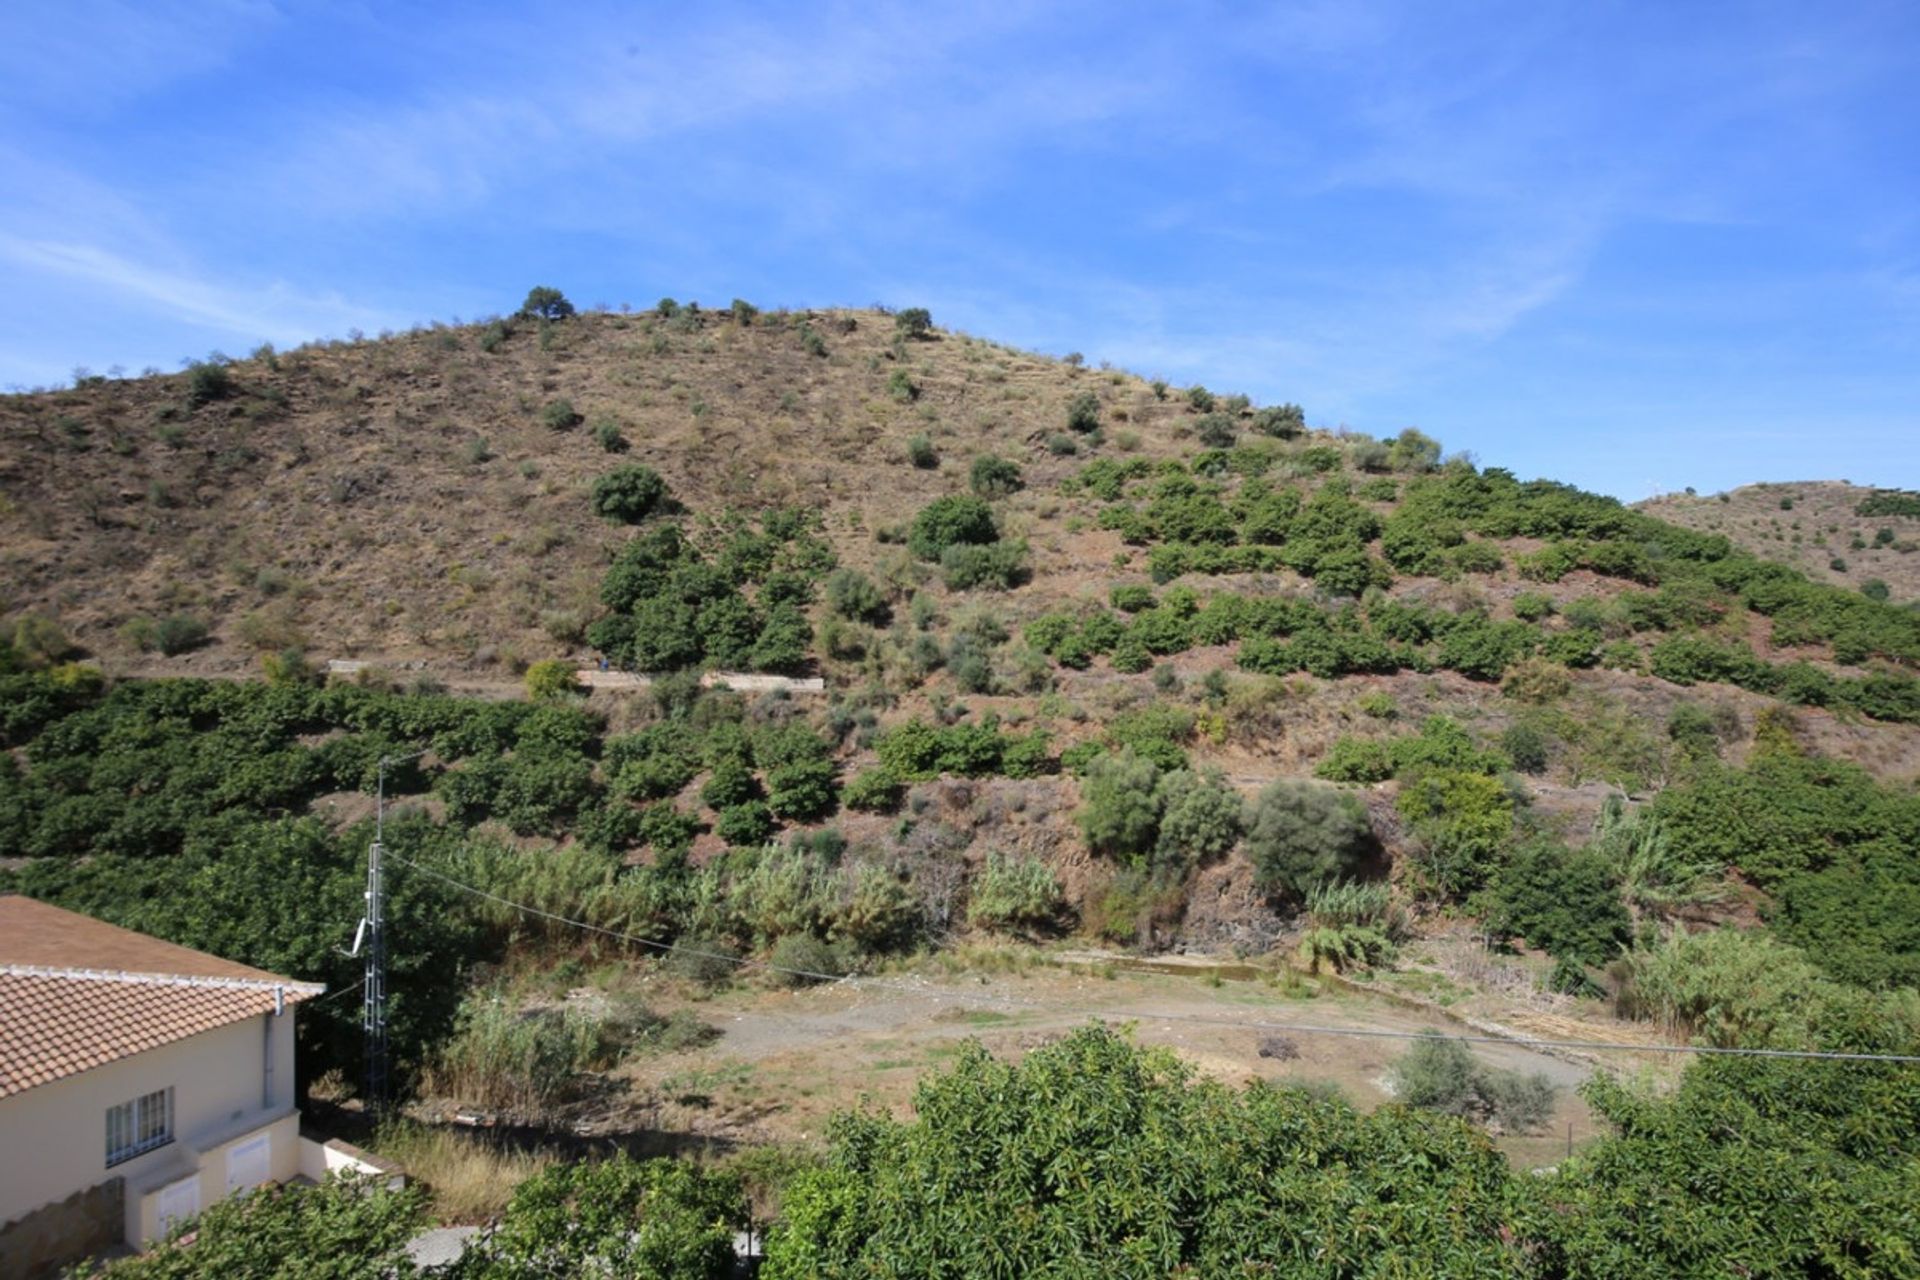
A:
[384, 851, 1920, 1067]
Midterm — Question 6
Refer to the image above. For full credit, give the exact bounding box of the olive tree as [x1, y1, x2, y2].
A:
[1242, 778, 1372, 897]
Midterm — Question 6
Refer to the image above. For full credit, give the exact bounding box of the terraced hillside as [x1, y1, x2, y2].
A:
[6, 299, 1920, 971]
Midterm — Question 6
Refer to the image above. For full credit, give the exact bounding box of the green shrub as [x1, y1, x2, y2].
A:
[700, 756, 760, 809]
[1512, 592, 1554, 621]
[88, 1173, 425, 1279]
[766, 932, 847, 987]
[841, 766, 904, 812]
[1315, 736, 1393, 783]
[541, 397, 580, 430]
[591, 465, 670, 523]
[715, 801, 776, 846]
[969, 454, 1023, 498]
[8, 614, 73, 667]
[1483, 840, 1629, 966]
[1242, 779, 1372, 897]
[941, 539, 1028, 590]
[523, 659, 579, 701]
[967, 852, 1066, 933]
[460, 1155, 742, 1280]
[125, 613, 210, 656]
[1389, 1034, 1557, 1133]
[669, 935, 741, 986]
[1194, 413, 1237, 448]
[906, 433, 937, 467]
[891, 372, 921, 405]
[766, 758, 837, 821]
[1152, 769, 1242, 869]
[766, 1025, 1535, 1277]
[1498, 723, 1549, 774]
[1066, 390, 1101, 433]
[1356, 690, 1397, 719]
[1046, 432, 1079, 456]
[824, 568, 888, 623]
[1251, 403, 1305, 437]
[908, 495, 998, 561]
[592, 417, 629, 452]
[1396, 769, 1513, 899]
[894, 307, 932, 339]
[185, 360, 232, 407]
[1076, 750, 1164, 861]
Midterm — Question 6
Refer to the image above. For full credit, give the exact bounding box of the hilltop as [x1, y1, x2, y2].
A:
[1638, 480, 1920, 604]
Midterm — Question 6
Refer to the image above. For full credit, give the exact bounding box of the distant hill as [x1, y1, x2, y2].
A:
[1637, 481, 1920, 605]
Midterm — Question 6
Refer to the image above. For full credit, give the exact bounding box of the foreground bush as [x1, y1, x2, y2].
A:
[765, 1024, 1530, 1277]
[90, 1173, 425, 1278]
[452, 1155, 744, 1280]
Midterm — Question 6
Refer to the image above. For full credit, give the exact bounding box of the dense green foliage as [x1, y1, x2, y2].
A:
[969, 453, 1023, 498]
[451, 1156, 744, 1279]
[588, 510, 834, 673]
[907, 494, 999, 560]
[1652, 751, 1920, 987]
[765, 1024, 1533, 1278]
[1241, 778, 1373, 897]
[89, 1174, 426, 1279]
[1481, 841, 1631, 968]
[590, 463, 669, 523]
[1046, 455, 1920, 721]
[1857, 488, 1920, 518]
[1074, 750, 1239, 872]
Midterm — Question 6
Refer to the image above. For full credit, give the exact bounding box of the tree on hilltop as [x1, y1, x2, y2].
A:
[895, 307, 932, 339]
[520, 286, 575, 321]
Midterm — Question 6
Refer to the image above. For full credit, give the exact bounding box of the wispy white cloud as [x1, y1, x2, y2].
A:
[0, 234, 396, 345]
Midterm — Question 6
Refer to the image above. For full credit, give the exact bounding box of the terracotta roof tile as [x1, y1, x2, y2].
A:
[0, 897, 323, 1100]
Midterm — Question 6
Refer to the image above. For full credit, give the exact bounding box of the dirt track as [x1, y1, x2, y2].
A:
[612, 960, 1613, 1167]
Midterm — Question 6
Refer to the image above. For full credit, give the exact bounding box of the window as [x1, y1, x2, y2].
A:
[106, 1088, 172, 1166]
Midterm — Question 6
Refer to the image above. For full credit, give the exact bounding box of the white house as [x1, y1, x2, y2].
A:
[0, 895, 342, 1277]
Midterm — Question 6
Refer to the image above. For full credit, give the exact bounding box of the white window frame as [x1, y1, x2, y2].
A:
[106, 1088, 173, 1166]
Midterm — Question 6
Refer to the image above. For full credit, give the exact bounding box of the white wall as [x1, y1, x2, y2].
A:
[0, 1008, 301, 1245]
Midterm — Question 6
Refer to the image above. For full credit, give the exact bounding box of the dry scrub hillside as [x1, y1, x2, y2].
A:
[0, 307, 1191, 673]
[1638, 481, 1920, 604]
[4, 303, 1918, 810]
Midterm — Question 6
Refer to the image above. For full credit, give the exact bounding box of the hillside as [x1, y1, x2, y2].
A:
[8, 299, 1920, 1271]
[1638, 480, 1920, 604]
[4, 304, 1919, 777]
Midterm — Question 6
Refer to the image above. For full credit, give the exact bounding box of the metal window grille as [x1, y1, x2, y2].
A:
[106, 1088, 172, 1166]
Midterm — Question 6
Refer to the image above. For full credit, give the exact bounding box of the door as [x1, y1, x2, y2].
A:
[156, 1175, 199, 1235]
[226, 1133, 271, 1193]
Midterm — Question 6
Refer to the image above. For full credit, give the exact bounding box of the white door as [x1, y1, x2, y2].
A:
[156, 1175, 199, 1234]
[227, 1133, 271, 1193]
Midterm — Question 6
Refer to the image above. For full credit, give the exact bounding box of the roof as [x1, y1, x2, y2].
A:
[0, 897, 325, 1100]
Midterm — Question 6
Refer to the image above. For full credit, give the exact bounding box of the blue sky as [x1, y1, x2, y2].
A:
[3, 1, 1916, 500]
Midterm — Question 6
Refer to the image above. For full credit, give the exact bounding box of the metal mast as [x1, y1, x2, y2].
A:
[362, 750, 424, 1117]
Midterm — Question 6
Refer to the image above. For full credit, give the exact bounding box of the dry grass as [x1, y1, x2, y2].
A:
[1638, 480, 1920, 604]
[370, 1121, 555, 1223]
